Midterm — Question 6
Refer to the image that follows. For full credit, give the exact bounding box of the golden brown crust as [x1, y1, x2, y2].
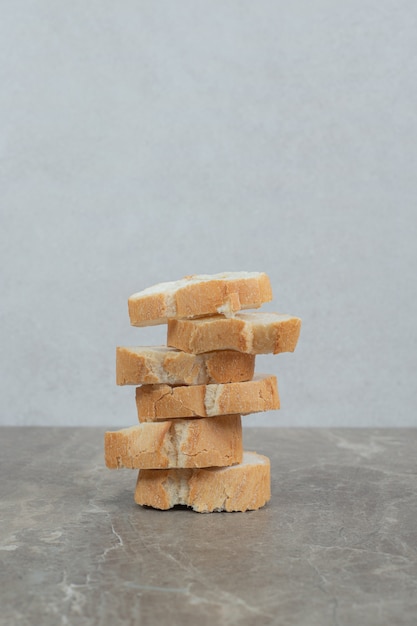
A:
[168, 317, 249, 354]
[137, 384, 206, 420]
[134, 451, 271, 512]
[167, 312, 302, 355]
[105, 422, 170, 469]
[203, 350, 255, 384]
[105, 415, 243, 469]
[128, 272, 273, 327]
[136, 469, 173, 510]
[116, 346, 255, 385]
[135, 375, 279, 422]
[128, 292, 168, 327]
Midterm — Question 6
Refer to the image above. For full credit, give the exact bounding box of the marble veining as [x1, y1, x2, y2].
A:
[1, 428, 416, 625]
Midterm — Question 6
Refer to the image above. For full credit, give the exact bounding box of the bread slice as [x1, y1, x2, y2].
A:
[105, 414, 242, 469]
[134, 451, 271, 512]
[136, 374, 279, 422]
[168, 312, 301, 355]
[128, 272, 272, 327]
[116, 346, 255, 385]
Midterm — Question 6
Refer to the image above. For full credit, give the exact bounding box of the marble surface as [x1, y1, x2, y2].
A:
[1, 427, 416, 625]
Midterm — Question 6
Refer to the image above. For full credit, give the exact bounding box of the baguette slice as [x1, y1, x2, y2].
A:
[128, 272, 272, 327]
[168, 312, 301, 355]
[105, 414, 242, 469]
[136, 374, 279, 422]
[116, 346, 255, 385]
[135, 451, 271, 512]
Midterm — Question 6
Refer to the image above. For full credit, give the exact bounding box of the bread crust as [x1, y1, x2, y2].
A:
[168, 312, 301, 355]
[105, 414, 243, 469]
[116, 346, 255, 385]
[135, 374, 279, 421]
[128, 272, 272, 327]
[134, 451, 271, 512]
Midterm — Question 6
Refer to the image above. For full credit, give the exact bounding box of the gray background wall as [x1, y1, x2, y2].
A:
[1, 0, 416, 427]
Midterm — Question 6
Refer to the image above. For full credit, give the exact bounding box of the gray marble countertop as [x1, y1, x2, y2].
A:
[1, 427, 416, 626]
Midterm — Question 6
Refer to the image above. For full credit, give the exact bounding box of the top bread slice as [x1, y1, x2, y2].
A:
[167, 312, 302, 355]
[128, 272, 272, 326]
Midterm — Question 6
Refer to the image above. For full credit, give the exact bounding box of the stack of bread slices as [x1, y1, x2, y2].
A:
[105, 272, 301, 513]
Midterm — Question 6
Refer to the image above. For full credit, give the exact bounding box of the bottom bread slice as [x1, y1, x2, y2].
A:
[134, 451, 271, 513]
